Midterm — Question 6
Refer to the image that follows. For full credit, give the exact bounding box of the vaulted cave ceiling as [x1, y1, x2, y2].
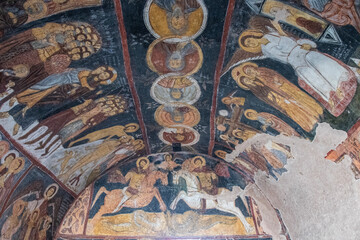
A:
[0, 0, 360, 239]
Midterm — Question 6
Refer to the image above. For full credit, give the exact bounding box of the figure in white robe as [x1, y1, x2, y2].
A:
[236, 29, 357, 117]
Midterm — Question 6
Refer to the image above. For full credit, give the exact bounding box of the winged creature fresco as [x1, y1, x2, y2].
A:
[224, 17, 359, 117]
[154, 104, 200, 127]
[147, 39, 203, 76]
[57, 137, 144, 188]
[159, 125, 200, 146]
[149, 0, 203, 36]
[36, 124, 144, 193]
[150, 74, 201, 106]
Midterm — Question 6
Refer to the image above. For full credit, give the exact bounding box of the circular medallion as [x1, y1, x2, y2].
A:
[151, 74, 201, 106]
[144, 0, 208, 42]
[147, 37, 203, 76]
[155, 103, 200, 127]
[159, 125, 200, 146]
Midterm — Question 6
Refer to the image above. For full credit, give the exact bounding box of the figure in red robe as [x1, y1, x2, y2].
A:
[303, 0, 360, 32]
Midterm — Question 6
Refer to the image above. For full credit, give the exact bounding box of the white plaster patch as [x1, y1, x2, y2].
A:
[245, 123, 360, 240]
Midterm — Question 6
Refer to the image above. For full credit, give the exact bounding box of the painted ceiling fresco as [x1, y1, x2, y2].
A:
[58, 152, 270, 239]
[0, 0, 359, 239]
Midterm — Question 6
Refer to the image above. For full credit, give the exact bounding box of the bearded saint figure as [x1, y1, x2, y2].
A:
[18, 95, 127, 156]
[0, 154, 25, 202]
[232, 62, 323, 132]
[0, 21, 102, 106]
[0, 66, 117, 135]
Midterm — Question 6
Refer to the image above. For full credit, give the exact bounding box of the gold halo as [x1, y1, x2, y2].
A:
[136, 157, 150, 170]
[221, 97, 245, 106]
[244, 109, 259, 120]
[192, 156, 205, 168]
[145, 0, 207, 40]
[215, 150, 227, 160]
[12, 157, 25, 174]
[231, 62, 258, 90]
[164, 153, 172, 161]
[44, 183, 59, 200]
[221, 97, 232, 105]
[0, 141, 10, 155]
[124, 123, 140, 133]
[4, 152, 17, 166]
[100, 67, 117, 85]
[12, 64, 30, 78]
[13, 200, 25, 216]
[238, 29, 264, 53]
[7, 12, 17, 24]
[133, 140, 145, 151]
[30, 209, 40, 221]
[24, 0, 48, 19]
[262, 1, 287, 15]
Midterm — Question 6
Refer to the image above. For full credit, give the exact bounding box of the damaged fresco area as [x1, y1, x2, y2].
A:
[242, 123, 360, 240]
[0, 0, 360, 239]
[210, 0, 360, 184]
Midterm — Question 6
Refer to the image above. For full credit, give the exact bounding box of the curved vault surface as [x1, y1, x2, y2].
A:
[58, 152, 270, 239]
[0, 0, 359, 239]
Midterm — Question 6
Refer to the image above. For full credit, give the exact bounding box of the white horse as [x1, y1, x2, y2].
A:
[170, 170, 254, 233]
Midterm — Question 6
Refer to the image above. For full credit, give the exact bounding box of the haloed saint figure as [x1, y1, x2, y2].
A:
[154, 0, 201, 35]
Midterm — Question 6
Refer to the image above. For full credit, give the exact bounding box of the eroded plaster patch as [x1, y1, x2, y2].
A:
[243, 123, 360, 240]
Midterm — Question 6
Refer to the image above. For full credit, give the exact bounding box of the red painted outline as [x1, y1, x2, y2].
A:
[208, 0, 236, 155]
[0, 126, 77, 197]
[347, 118, 360, 136]
[83, 183, 94, 235]
[54, 184, 94, 239]
[113, 0, 150, 154]
[249, 197, 260, 235]
[275, 208, 292, 240]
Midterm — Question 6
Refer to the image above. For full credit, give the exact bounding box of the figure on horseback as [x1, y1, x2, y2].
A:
[170, 156, 254, 233]
[89, 157, 168, 223]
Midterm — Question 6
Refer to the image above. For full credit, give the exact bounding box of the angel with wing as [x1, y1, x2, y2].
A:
[223, 17, 358, 117]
